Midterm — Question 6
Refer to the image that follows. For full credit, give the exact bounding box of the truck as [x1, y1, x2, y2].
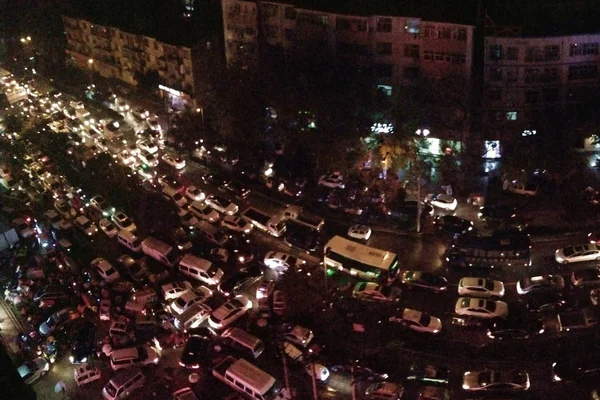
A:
[141, 236, 178, 267]
[281, 205, 325, 232]
[241, 207, 286, 237]
[557, 308, 597, 332]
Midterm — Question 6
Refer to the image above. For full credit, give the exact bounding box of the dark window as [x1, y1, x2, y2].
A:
[375, 64, 393, 77]
[544, 45, 560, 61]
[403, 66, 419, 79]
[525, 91, 540, 104]
[488, 90, 501, 101]
[489, 45, 502, 61]
[284, 7, 296, 20]
[336, 19, 351, 31]
[543, 88, 559, 102]
[506, 47, 518, 60]
[284, 29, 294, 41]
[568, 64, 598, 80]
[377, 18, 392, 32]
[376, 42, 392, 55]
[404, 44, 419, 58]
[490, 68, 502, 81]
[524, 68, 539, 83]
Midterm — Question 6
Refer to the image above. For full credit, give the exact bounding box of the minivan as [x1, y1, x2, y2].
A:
[102, 368, 145, 400]
[221, 327, 265, 359]
[117, 230, 142, 252]
[110, 346, 160, 370]
[195, 220, 228, 246]
[179, 254, 224, 286]
[162, 186, 188, 208]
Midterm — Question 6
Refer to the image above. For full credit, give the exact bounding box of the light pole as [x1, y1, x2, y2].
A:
[415, 129, 430, 233]
[196, 107, 205, 139]
[87, 59, 94, 85]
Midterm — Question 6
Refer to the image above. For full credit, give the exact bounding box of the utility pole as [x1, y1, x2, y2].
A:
[310, 362, 319, 400]
[416, 159, 422, 233]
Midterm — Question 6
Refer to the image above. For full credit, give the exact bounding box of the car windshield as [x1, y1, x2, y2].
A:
[120, 218, 132, 227]
[82, 220, 92, 229]
[229, 299, 243, 308]
[130, 263, 142, 274]
[106, 267, 117, 276]
[484, 301, 497, 312]
[419, 314, 431, 326]
[206, 264, 219, 277]
[105, 382, 117, 397]
[562, 246, 576, 256]
[484, 280, 495, 291]
[105, 223, 116, 231]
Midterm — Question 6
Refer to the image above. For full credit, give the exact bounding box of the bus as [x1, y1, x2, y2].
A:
[324, 236, 399, 281]
[445, 232, 532, 269]
[213, 356, 284, 400]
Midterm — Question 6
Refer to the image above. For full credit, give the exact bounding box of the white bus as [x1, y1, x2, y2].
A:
[213, 356, 284, 400]
[324, 235, 399, 281]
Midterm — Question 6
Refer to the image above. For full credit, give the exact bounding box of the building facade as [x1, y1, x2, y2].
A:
[221, 0, 474, 90]
[483, 34, 600, 144]
[62, 16, 202, 108]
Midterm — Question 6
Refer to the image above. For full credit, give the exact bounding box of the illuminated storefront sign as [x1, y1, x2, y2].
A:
[158, 85, 182, 97]
[484, 140, 501, 159]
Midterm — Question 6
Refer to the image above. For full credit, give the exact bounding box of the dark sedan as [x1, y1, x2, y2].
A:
[179, 333, 211, 369]
[486, 317, 544, 340]
[433, 215, 473, 236]
[69, 321, 96, 364]
[552, 357, 600, 382]
[284, 224, 319, 253]
[218, 263, 264, 297]
[399, 271, 448, 293]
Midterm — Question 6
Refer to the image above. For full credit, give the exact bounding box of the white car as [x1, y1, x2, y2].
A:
[555, 243, 600, 264]
[462, 370, 530, 392]
[111, 212, 137, 233]
[184, 185, 205, 202]
[208, 295, 252, 330]
[137, 139, 158, 154]
[132, 107, 149, 120]
[138, 150, 159, 167]
[516, 275, 565, 295]
[458, 277, 505, 298]
[74, 363, 102, 387]
[117, 150, 137, 166]
[318, 172, 344, 189]
[305, 363, 330, 382]
[170, 286, 213, 315]
[205, 195, 239, 215]
[99, 299, 111, 321]
[147, 115, 162, 131]
[389, 308, 442, 334]
[283, 325, 314, 348]
[352, 282, 402, 303]
[221, 215, 253, 234]
[54, 199, 77, 219]
[18, 357, 49, 385]
[178, 208, 199, 227]
[44, 209, 72, 230]
[74, 215, 98, 236]
[91, 257, 120, 283]
[263, 251, 306, 272]
[426, 194, 457, 211]
[161, 281, 193, 301]
[347, 224, 372, 241]
[162, 153, 185, 169]
[12, 218, 34, 239]
[99, 218, 119, 238]
[114, 97, 129, 112]
[455, 297, 508, 319]
[189, 201, 220, 223]
[89, 195, 115, 217]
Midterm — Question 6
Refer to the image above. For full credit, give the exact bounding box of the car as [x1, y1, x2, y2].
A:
[263, 251, 306, 272]
[425, 194, 457, 211]
[455, 297, 508, 319]
[114, 97, 130, 112]
[224, 180, 251, 198]
[184, 185, 205, 202]
[138, 150, 158, 168]
[172, 387, 198, 400]
[221, 215, 253, 234]
[433, 215, 473, 235]
[91, 257, 120, 283]
[132, 107, 149, 120]
[201, 172, 231, 189]
[478, 204, 518, 221]
[99, 218, 119, 238]
[170, 286, 213, 315]
[74, 215, 98, 236]
[284, 225, 319, 253]
[552, 357, 600, 383]
[462, 370, 530, 392]
[18, 357, 49, 384]
[12, 217, 35, 239]
[44, 209, 72, 230]
[178, 208, 199, 227]
[218, 263, 264, 297]
[486, 317, 544, 340]
[516, 275, 565, 295]
[208, 295, 252, 330]
[205, 195, 239, 215]
[526, 292, 569, 313]
[161, 281, 193, 301]
[162, 153, 185, 169]
[504, 181, 539, 196]
[179, 333, 211, 369]
[318, 172, 344, 189]
[283, 325, 314, 348]
[305, 363, 330, 382]
[117, 255, 146, 283]
[555, 243, 600, 264]
[99, 299, 111, 321]
[352, 282, 402, 303]
[158, 174, 185, 192]
[458, 277, 505, 298]
[54, 199, 77, 219]
[388, 308, 442, 334]
[570, 268, 600, 288]
[73, 363, 102, 387]
[112, 212, 137, 233]
[146, 114, 162, 131]
[399, 271, 448, 293]
[39, 307, 76, 335]
[347, 224, 372, 241]
[189, 201, 220, 223]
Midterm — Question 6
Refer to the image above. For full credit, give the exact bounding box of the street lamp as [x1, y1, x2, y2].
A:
[196, 107, 205, 139]
[415, 128, 430, 233]
[87, 59, 94, 85]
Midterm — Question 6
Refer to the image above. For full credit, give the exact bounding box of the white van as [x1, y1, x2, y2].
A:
[117, 230, 143, 252]
[221, 327, 265, 359]
[162, 186, 188, 208]
[179, 254, 224, 286]
[110, 346, 160, 370]
[174, 302, 213, 332]
[195, 221, 228, 246]
[213, 357, 282, 400]
[102, 368, 145, 400]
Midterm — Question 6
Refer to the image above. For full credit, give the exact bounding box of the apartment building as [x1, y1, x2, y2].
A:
[222, 0, 473, 90]
[483, 34, 600, 143]
[62, 16, 203, 108]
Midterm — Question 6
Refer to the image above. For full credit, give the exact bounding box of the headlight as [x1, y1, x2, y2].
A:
[69, 355, 74, 362]
[462, 384, 470, 389]
[81, 357, 87, 363]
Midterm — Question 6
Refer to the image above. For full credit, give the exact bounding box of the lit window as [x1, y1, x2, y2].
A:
[506, 112, 517, 121]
